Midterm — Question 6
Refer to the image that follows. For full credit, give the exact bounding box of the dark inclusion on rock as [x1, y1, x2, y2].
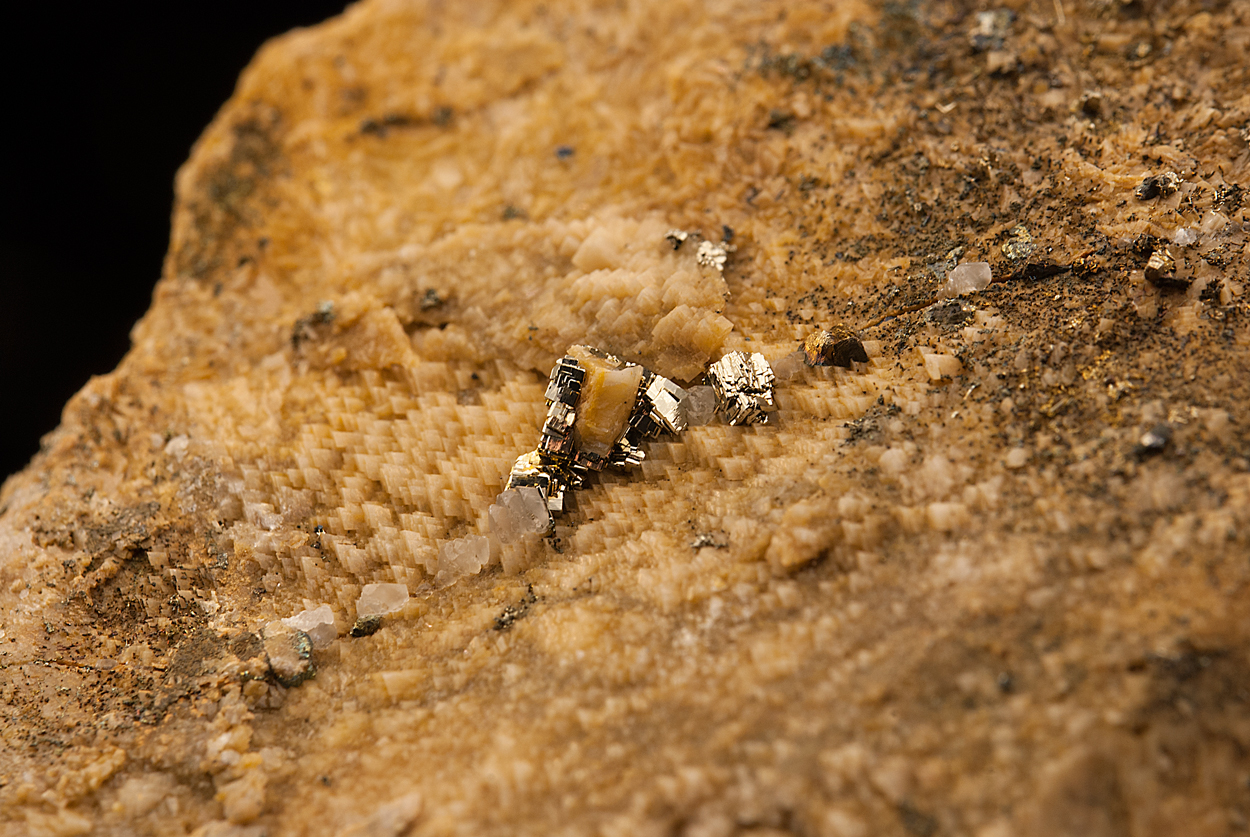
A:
[349, 615, 383, 637]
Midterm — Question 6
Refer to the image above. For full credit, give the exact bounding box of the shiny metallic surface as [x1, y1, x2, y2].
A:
[707, 350, 776, 425]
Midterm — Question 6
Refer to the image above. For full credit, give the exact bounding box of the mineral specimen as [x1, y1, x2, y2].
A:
[5, 1, 1250, 834]
[803, 325, 869, 368]
[348, 615, 383, 638]
[696, 239, 729, 273]
[1145, 247, 1184, 288]
[505, 345, 693, 515]
[707, 351, 777, 425]
[567, 345, 644, 464]
[1001, 225, 1037, 261]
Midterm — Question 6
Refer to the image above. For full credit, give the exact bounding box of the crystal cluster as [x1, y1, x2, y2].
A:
[706, 351, 777, 426]
[496, 344, 780, 529]
[503, 345, 693, 520]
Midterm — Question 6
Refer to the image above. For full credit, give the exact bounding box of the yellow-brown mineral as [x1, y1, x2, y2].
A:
[3, 1, 1250, 835]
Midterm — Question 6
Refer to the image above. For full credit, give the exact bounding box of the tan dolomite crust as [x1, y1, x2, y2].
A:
[3, 1, 1250, 835]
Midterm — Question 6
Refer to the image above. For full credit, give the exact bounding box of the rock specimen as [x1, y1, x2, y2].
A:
[2, 1, 1250, 835]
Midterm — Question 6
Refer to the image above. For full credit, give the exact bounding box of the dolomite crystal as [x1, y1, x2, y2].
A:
[566, 345, 643, 461]
[2, 1, 1250, 835]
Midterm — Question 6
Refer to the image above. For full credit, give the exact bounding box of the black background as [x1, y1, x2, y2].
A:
[1, 3, 349, 481]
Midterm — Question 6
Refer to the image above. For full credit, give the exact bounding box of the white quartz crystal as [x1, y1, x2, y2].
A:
[280, 604, 337, 648]
[685, 385, 717, 426]
[939, 262, 992, 299]
[489, 487, 552, 544]
[436, 535, 490, 587]
[1172, 227, 1198, 247]
[356, 583, 410, 617]
[770, 350, 806, 382]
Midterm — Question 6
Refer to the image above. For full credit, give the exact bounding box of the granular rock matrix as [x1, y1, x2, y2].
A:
[2, 1, 1250, 835]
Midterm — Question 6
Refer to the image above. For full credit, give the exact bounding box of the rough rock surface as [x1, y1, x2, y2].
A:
[3, 1, 1250, 835]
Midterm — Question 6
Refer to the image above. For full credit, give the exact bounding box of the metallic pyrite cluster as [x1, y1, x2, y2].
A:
[706, 351, 777, 426]
[502, 345, 778, 526]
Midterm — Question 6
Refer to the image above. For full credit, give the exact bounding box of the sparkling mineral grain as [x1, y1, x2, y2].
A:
[642, 374, 688, 435]
[1145, 248, 1185, 288]
[1135, 171, 1183, 201]
[1001, 225, 1036, 261]
[695, 239, 729, 272]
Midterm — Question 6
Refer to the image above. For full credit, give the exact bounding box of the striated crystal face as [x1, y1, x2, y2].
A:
[707, 351, 776, 426]
[803, 325, 868, 368]
[503, 344, 711, 518]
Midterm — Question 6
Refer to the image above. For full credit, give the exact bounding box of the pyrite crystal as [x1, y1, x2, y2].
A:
[803, 325, 870, 368]
[706, 350, 777, 426]
[506, 346, 693, 513]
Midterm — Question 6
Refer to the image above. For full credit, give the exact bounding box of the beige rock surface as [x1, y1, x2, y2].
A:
[3, 0, 1250, 834]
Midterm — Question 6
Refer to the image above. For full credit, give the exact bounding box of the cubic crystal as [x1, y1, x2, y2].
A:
[707, 351, 776, 426]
